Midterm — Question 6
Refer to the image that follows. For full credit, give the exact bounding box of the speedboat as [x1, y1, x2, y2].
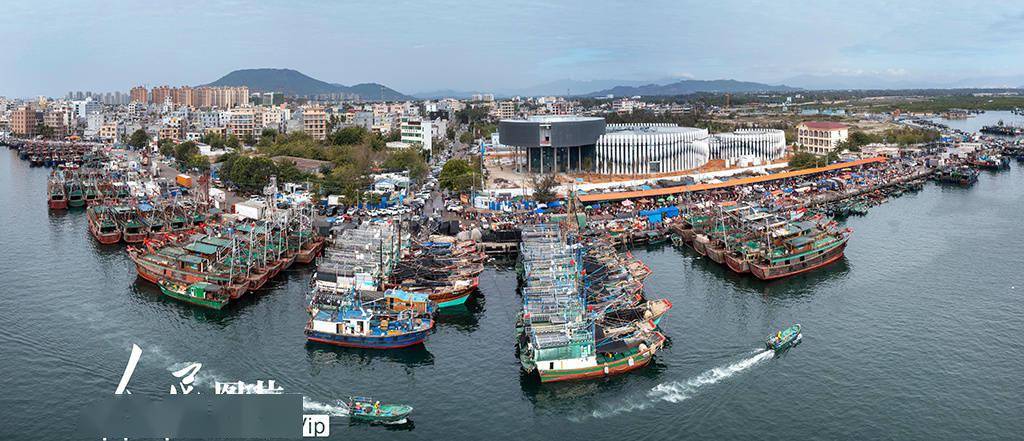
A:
[765, 324, 802, 352]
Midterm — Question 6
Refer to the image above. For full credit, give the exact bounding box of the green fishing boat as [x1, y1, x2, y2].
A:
[765, 324, 802, 352]
[157, 281, 229, 310]
[347, 396, 413, 423]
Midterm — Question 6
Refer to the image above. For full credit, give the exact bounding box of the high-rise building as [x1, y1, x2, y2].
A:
[11, 106, 41, 136]
[43, 110, 68, 138]
[130, 86, 148, 104]
[151, 86, 172, 105]
[301, 106, 327, 141]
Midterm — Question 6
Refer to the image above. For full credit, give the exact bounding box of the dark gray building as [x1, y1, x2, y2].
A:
[498, 116, 605, 174]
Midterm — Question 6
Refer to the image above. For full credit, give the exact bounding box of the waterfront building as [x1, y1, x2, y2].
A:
[400, 117, 432, 152]
[796, 121, 849, 155]
[42, 110, 68, 138]
[708, 128, 787, 161]
[596, 124, 710, 175]
[10, 106, 40, 137]
[302, 106, 327, 140]
[498, 115, 606, 173]
[500, 117, 786, 176]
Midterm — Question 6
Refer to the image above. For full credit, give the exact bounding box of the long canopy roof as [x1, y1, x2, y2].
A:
[577, 157, 887, 203]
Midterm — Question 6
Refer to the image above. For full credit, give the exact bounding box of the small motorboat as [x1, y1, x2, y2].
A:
[765, 324, 802, 352]
[347, 396, 413, 423]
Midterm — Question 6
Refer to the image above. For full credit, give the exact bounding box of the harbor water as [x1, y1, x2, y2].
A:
[2, 148, 1024, 440]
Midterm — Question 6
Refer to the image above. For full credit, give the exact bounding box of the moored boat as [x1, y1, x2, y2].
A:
[87, 205, 122, 244]
[749, 218, 850, 281]
[157, 281, 230, 310]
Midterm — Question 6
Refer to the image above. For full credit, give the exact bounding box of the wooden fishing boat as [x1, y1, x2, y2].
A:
[526, 331, 666, 383]
[87, 206, 122, 244]
[157, 281, 230, 310]
[116, 207, 149, 243]
[749, 220, 850, 281]
[47, 176, 68, 210]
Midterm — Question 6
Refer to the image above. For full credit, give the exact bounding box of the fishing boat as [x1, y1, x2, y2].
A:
[47, 175, 68, 210]
[128, 237, 252, 299]
[405, 277, 478, 308]
[66, 180, 85, 208]
[601, 299, 673, 326]
[157, 281, 230, 310]
[765, 324, 802, 352]
[142, 210, 168, 240]
[347, 397, 413, 423]
[87, 205, 122, 244]
[521, 329, 666, 383]
[969, 154, 1010, 170]
[749, 218, 850, 281]
[933, 166, 979, 187]
[305, 300, 434, 349]
[116, 206, 149, 243]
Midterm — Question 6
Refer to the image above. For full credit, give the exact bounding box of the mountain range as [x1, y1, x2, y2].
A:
[200, 68, 1024, 102]
[203, 68, 413, 101]
[584, 79, 800, 97]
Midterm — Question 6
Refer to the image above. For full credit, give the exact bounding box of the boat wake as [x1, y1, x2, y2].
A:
[302, 397, 351, 417]
[581, 349, 774, 420]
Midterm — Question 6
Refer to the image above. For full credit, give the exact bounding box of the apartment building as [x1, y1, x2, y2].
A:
[302, 106, 327, 140]
[10, 106, 40, 136]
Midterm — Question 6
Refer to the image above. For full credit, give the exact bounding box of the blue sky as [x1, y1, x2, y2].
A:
[3, 0, 1024, 97]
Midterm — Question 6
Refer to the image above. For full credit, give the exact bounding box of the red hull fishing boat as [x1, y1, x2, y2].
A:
[87, 206, 122, 244]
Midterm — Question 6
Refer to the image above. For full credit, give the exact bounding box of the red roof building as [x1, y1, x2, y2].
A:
[796, 121, 849, 155]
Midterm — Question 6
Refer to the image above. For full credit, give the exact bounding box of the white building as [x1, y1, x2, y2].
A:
[400, 117, 432, 152]
[596, 124, 710, 175]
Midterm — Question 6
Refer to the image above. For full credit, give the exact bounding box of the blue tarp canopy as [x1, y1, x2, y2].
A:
[547, 200, 564, 208]
[385, 289, 430, 303]
[138, 203, 154, 212]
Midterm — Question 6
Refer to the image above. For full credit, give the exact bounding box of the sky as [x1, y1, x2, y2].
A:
[3, 0, 1024, 97]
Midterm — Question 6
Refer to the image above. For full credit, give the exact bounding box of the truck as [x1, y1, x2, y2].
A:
[176, 174, 194, 188]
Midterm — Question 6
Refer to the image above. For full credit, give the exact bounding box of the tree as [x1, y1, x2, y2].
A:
[225, 134, 240, 150]
[382, 148, 428, 181]
[202, 132, 226, 150]
[329, 126, 367, 146]
[157, 138, 175, 157]
[219, 154, 279, 192]
[242, 133, 256, 146]
[37, 124, 55, 139]
[260, 128, 278, 142]
[173, 141, 199, 165]
[438, 158, 478, 193]
[128, 129, 149, 149]
[532, 174, 559, 203]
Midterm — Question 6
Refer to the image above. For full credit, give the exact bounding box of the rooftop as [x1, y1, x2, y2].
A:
[501, 115, 604, 124]
[798, 121, 849, 130]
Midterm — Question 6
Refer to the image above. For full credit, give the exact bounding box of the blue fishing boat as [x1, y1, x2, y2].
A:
[765, 324, 802, 352]
[305, 291, 434, 349]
